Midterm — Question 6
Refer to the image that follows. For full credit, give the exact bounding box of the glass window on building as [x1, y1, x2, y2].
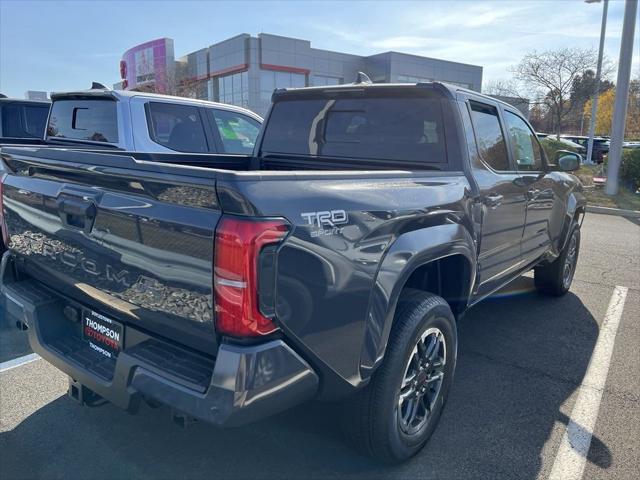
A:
[207, 79, 216, 102]
[291, 73, 305, 88]
[397, 74, 435, 83]
[311, 75, 341, 86]
[259, 69, 307, 113]
[397, 74, 472, 89]
[195, 50, 208, 79]
[217, 71, 249, 109]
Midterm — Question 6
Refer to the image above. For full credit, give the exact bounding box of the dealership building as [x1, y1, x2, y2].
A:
[118, 34, 483, 116]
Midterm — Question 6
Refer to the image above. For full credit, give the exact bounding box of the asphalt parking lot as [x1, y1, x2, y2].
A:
[0, 212, 638, 480]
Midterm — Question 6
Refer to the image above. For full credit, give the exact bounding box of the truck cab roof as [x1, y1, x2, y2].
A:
[50, 88, 262, 121]
[271, 80, 511, 109]
[0, 97, 50, 106]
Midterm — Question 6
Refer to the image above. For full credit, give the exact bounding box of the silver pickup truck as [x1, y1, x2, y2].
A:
[43, 87, 262, 154]
[0, 87, 262, 255]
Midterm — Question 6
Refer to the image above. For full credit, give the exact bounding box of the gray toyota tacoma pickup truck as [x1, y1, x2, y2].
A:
[0, 79, 585, 462]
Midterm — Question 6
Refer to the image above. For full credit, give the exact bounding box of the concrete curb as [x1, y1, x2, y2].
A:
[587, 205, 640, 218]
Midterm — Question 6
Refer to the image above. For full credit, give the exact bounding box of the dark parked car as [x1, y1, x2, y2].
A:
[561, 135, 609, 163]
[0, 80, 585, 463]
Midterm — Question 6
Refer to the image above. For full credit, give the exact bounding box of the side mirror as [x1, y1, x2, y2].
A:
[554, 150, 581, 172]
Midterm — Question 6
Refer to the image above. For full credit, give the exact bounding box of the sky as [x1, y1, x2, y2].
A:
[1, 0, 638, 98]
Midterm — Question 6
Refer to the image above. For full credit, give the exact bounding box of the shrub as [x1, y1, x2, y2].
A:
[620, 148, 640, 191]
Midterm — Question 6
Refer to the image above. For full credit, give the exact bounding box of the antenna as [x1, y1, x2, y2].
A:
[91, 82, 110, 90]
[354, 72, 372, 84]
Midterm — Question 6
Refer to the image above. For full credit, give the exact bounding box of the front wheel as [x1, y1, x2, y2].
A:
[341, 290, 457, 463]
[535, 224, 580, 296]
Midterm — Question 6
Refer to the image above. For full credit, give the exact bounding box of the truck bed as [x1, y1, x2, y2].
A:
[1, 146, 224, 355]
[0, 145, 465, 360]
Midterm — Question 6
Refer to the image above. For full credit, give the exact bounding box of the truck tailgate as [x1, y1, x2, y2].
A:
[1, 147, 221, 354]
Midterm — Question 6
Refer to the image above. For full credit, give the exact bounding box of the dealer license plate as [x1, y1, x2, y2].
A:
[82, 310, 123, 359]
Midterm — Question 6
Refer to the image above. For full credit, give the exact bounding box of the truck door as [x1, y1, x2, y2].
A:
[502, 109, 556, 265]
[466, 100, 528, 296]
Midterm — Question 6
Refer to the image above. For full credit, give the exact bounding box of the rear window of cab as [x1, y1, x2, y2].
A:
[47, 99, 118, 143]
[261, 95, 448, 166]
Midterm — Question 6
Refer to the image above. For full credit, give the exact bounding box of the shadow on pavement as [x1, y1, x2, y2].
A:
[623, 215, 640, 228]
[0, 276, 609, 479]
[0, 320, 32, 364]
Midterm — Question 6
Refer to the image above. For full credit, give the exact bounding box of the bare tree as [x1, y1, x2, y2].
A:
[483, 78, 526, 99]
[168, 60, 208, 99]
[513, 48, 606, 137]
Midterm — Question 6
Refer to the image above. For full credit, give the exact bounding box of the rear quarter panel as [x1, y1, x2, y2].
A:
[550, 171, 586, 254]
[217, 171, 475, 395]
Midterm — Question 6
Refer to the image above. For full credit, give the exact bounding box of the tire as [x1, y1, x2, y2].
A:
[535, 224, 580, 296]
[341, 289, 457, 463]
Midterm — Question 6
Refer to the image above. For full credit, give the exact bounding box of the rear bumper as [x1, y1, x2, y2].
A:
[1, 257, 318, 427]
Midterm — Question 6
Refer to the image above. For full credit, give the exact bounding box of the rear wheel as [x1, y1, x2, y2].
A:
[535, 224, 580, 296]
[341, 290, 457, 463]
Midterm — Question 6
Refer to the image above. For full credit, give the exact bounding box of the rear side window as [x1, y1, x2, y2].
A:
[1, 104, 49, 138]
[24, 105, 49, 137]
[1, 105, 25, 137]
[261, 96, 447, 165]
[212, 109, 260, 154]
[147, 102, 208, 153]
[469, 101, 509, 171]
[47, 99, 118, 143]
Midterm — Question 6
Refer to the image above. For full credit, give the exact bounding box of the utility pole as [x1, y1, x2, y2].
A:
[585, 0, 609, 165]
[606, 0, 638, 195]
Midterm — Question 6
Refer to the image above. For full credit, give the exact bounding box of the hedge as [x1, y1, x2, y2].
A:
[621, 148, 640, 191]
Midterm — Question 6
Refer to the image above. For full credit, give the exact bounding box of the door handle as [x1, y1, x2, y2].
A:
[484, 193, 503, 208]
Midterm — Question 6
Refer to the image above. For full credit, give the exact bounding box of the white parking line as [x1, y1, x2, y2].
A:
[0, 353, 41, 373]
[549, 285, 628, 480]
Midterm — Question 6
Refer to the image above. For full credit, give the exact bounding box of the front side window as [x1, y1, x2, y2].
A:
[213, 110, 260, 154]
[47, 99, 118, 143]
[469, 101, 509, 171]
[147, 102, 208, 153]
[504, 111, 543, 171]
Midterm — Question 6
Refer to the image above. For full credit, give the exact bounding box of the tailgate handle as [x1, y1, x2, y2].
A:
[57, 198, 97, 232]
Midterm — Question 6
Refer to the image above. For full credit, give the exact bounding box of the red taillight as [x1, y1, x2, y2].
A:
[214, 216, 288, 337]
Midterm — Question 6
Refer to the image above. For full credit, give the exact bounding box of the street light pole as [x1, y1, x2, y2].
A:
[585, 0, 608, 165]
[605, 0, 638, 196]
